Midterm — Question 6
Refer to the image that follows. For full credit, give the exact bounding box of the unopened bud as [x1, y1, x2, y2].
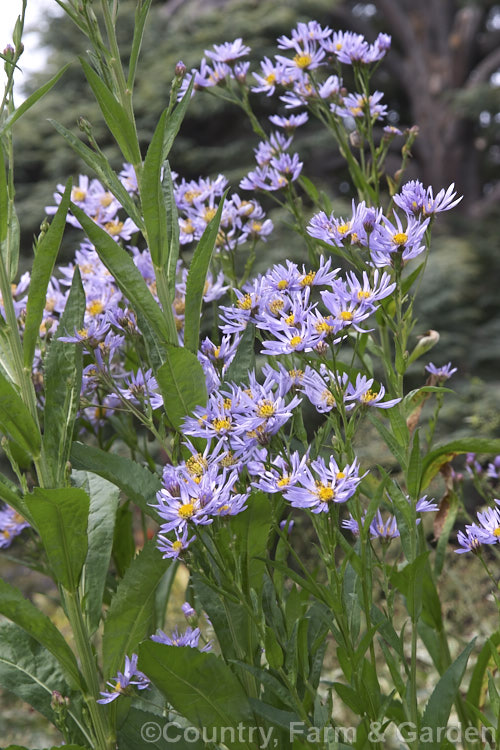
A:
[175, 60, 186, 78]
[315, 340, 328, 356]
[2, 45, 14, 60]
[51, 691, 70, 712]
[407, 329, 440, 366]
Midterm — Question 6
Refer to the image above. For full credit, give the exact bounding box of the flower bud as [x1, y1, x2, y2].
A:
[175, 60, 187, 78]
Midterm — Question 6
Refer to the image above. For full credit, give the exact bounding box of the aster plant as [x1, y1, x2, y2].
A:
[1, 2, 500, 750]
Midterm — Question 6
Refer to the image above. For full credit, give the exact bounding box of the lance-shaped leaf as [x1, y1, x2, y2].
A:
[224, 323, 256, 385]
[0, 578, 83, 690]
[0, 472, 31, 524]
[0, 622, 87, 742]
[24, 180, 72, 369]
[156, 344, 207, 431]
[70, 204, 172, 344]
[421, 437, 500, 489]
[162, 162, 180, 300]
[141, 109, 169, 267]
[0, 64, 69, 137]
[138, 642, 254, 749]
[70, 442, 162, 522]
[102, 540, 171, 679]
[127, 0, 154, 90]
[184, 192, 227, 353]
[73, 471, 120, 633]
[0, 371, 41, 458]
[80, 58, 141, 165]
[421, 639, 476, 750]
[162, 77, 194, 163]
[28, 487, 89, 592]
[49, 119, 143, 228]
[43, 267, 84, 486]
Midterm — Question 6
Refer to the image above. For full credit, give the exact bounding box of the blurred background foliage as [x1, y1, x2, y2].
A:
[11, 0, 500, 443]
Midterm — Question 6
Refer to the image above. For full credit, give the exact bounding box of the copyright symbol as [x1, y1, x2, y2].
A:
[141, 721, 161, 742]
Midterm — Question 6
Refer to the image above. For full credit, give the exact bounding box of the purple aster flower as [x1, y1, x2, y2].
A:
[269, 113, 309, 132]
[252, 57, 288, 96]
[425, 362, 457, 381]
[344, 374, 401, 409]
[394, 180, 462, 217]
[275, 39, 327, 74]
[369, 213, 430, 268]
[456, 526, 483, 554]
[97, 654, 150, 704]
[181, 602, 196, 619]
[151, 626, 211, 651]
[283, 455, 363, 512]
[0, 506, 30, 549]
[369, 510, 400, 540]
[335, 91, 387, 121]
[118, 369, 163, 410]
[205, 38, 250, 64]
[252, 451, 309, 494]
[157, 526, 196, 559]
[277, 21, 332, 48]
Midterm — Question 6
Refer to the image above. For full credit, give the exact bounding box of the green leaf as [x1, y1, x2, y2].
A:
[141, 109, 169, 268]
[23, 180, 72, 369]
[80, 58, 141, 165]
[421, 639, 476, 749]
[0, 622, 87, 742]
[127, 0, 154, 90]
[72, 471, 120, 633]
[42, 266, 85, 485]
[162, 162, 180, 301]
[0, 371, 41, 458]
[48, 119, 143, 228]
[156, 344, 207, 431]
[28, 487, 89, 592]
[224, 323, 256, 385]
[117, 706, 205, 750]
[70, 204, 170, 342]
[367, 412, 406, 467]
[230, 490, 271, 594]
[112, 502, 136, 578]
[70, 442, 162, 522]
[0, 65, 70, 136]
[0, 578, 82, 690]
[102, 540, 171, 679]
[184, 192, 227, 353]
[467, 632, 500, 711]
[0, 472, 31, 524]
[421, 438, 500, 489]
[162, 78, 194, 163]
[138, 642, 253, 748]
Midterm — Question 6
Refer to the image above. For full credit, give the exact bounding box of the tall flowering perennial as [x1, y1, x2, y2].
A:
[0, 8, 498, 750]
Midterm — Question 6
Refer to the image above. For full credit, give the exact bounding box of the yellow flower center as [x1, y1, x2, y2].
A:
[277, 279, 289, 290]
[323, 390, 336, 407]
[104, 220, 124, 236]
[285, 314, 295, 326]
[300, 271, 316, 286]
[269, 299, 285, 315]
[392, 232, 408, 245]
[265, 72, 276, 84]
[289, 335, 302, 348]
[45, 297, 56, 312]
[251, 221, 262, 233]
[181, 219, 194, 234]
[172, 540, 183, 552]
[186, 454, 208, 477]
[257, 400, 275, 418]
[337, 223, 350, 234]
[357, 290, 371, 300]
[340, 311, 353, 321]
[212, 417, 231, 433]
[293, 52, 313, 69]
[184, 189, 201, 204]
[100, 192, 113, 207]
[223, 398, 232, 410]
[178, 503, 195, 519]
[237, 294, 253, 310]
[315, 321, 333, 334]
[77, 328, 88, 338]
[72, 187, 86, 202]
[361, 389, 378, 403]
[203, 207, 217, 223]
[277, 476, 290, 487]
[317, 485, 335, 502]
[87, 300, 104, 316]
[336, 471, 345, 479]
[115, 681, 122, 693]
[213, 346, 221, 359]
[494, 528, 500, 537]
